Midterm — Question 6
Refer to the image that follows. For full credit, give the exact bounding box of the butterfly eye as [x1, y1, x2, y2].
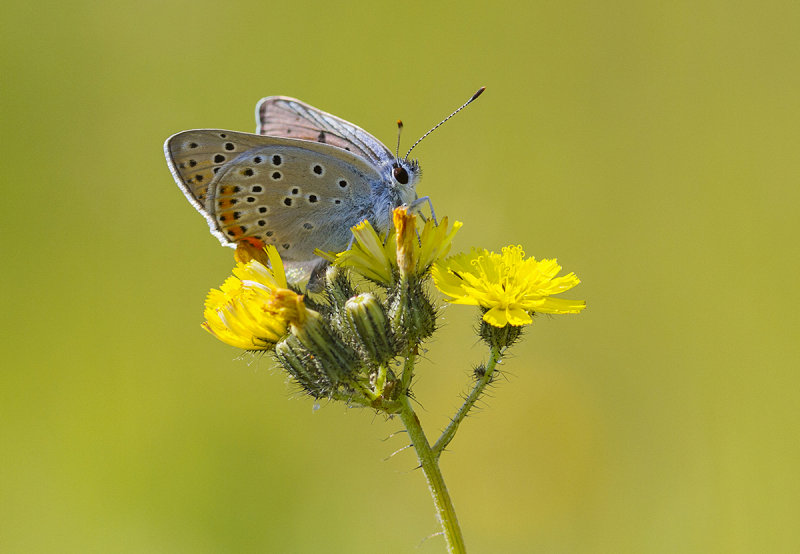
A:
[393, 165, 409, 185]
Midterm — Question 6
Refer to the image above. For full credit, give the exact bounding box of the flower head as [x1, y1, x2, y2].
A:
[202, 245, 292, 350]
[319, 207, 462, 286]
[432, 245, 586, 327]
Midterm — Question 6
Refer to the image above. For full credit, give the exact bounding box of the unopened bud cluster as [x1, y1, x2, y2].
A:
[273, 265, 437, 408]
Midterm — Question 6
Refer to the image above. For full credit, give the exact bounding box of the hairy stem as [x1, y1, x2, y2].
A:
[432, 345, 501, 458]
[398, 394, 466, 553]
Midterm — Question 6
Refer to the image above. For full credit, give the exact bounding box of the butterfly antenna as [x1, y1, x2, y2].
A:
[395, 119, 404, 160]
[404, 86, 486, 161]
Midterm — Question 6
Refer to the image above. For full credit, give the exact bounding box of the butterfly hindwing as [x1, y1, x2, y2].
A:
[164, 129, 267, 213]
[165, 129, 383, 260]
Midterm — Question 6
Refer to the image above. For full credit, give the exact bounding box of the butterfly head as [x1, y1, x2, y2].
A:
[389, 158, 422, 207]
[392, 158, 421, 186]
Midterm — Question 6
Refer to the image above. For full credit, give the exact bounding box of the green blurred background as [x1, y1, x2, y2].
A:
[2, 1, 798, 552]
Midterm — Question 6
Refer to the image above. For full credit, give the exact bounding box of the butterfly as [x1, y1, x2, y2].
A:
[164, 89, 484, 278]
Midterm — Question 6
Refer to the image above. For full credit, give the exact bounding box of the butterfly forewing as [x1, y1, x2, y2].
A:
[256, 96, 394, 166]
[165, 129, 382, 260]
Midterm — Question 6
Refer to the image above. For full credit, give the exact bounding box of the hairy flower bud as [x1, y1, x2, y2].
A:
[389, 278, 437, 347]
[345, 293, 395, 365]
[275, 335, 327, 396]
[292, 310, 358, 384]
[324, 265, 356, 312]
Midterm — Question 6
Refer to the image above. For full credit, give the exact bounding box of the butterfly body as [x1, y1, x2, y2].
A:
[165, 97, 421, 264]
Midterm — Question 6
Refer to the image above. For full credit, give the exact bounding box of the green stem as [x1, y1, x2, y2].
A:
[398, 394, 466, 554]
[432, 346, 501, 458]
[374, 363, 388, 397]
[400, 349, 415, 391]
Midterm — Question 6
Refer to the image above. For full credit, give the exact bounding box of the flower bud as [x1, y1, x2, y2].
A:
[275, 335, 327, 396]
[325, 265, 356, 310]
[389, 279, 437, 347]
[295, 311, 358, 384]
[345, 293, 396, 365]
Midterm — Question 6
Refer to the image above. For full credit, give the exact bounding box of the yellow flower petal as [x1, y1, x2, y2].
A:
[534, 297, 587, 314]
[417, 217, 462, 272]
[333, 219, 395, 285]
[482, 306, 510, 327]
[504, 306, 533, 326]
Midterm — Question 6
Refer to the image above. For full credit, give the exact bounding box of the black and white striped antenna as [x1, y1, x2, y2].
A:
[404, 86, 486, 161]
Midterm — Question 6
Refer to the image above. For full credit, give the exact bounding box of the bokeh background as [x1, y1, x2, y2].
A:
[2, 1, 798, 552]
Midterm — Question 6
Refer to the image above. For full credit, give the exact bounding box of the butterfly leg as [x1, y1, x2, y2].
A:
[407, 196, 438, 225]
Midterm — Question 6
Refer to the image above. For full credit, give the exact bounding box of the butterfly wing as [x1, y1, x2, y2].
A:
[164, 130, 266, 225]
[164, 129, 382, 261]
[256, 96, 395, 166]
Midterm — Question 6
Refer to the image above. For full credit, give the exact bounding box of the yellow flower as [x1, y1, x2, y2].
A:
[432, 245, 586, 327]
[202, 245, 293, 350]
[319, 207, 462, 285]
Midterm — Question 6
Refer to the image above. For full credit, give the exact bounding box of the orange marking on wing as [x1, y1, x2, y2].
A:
[218, 210, 236, 223]
[241, 237, 265, 248]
